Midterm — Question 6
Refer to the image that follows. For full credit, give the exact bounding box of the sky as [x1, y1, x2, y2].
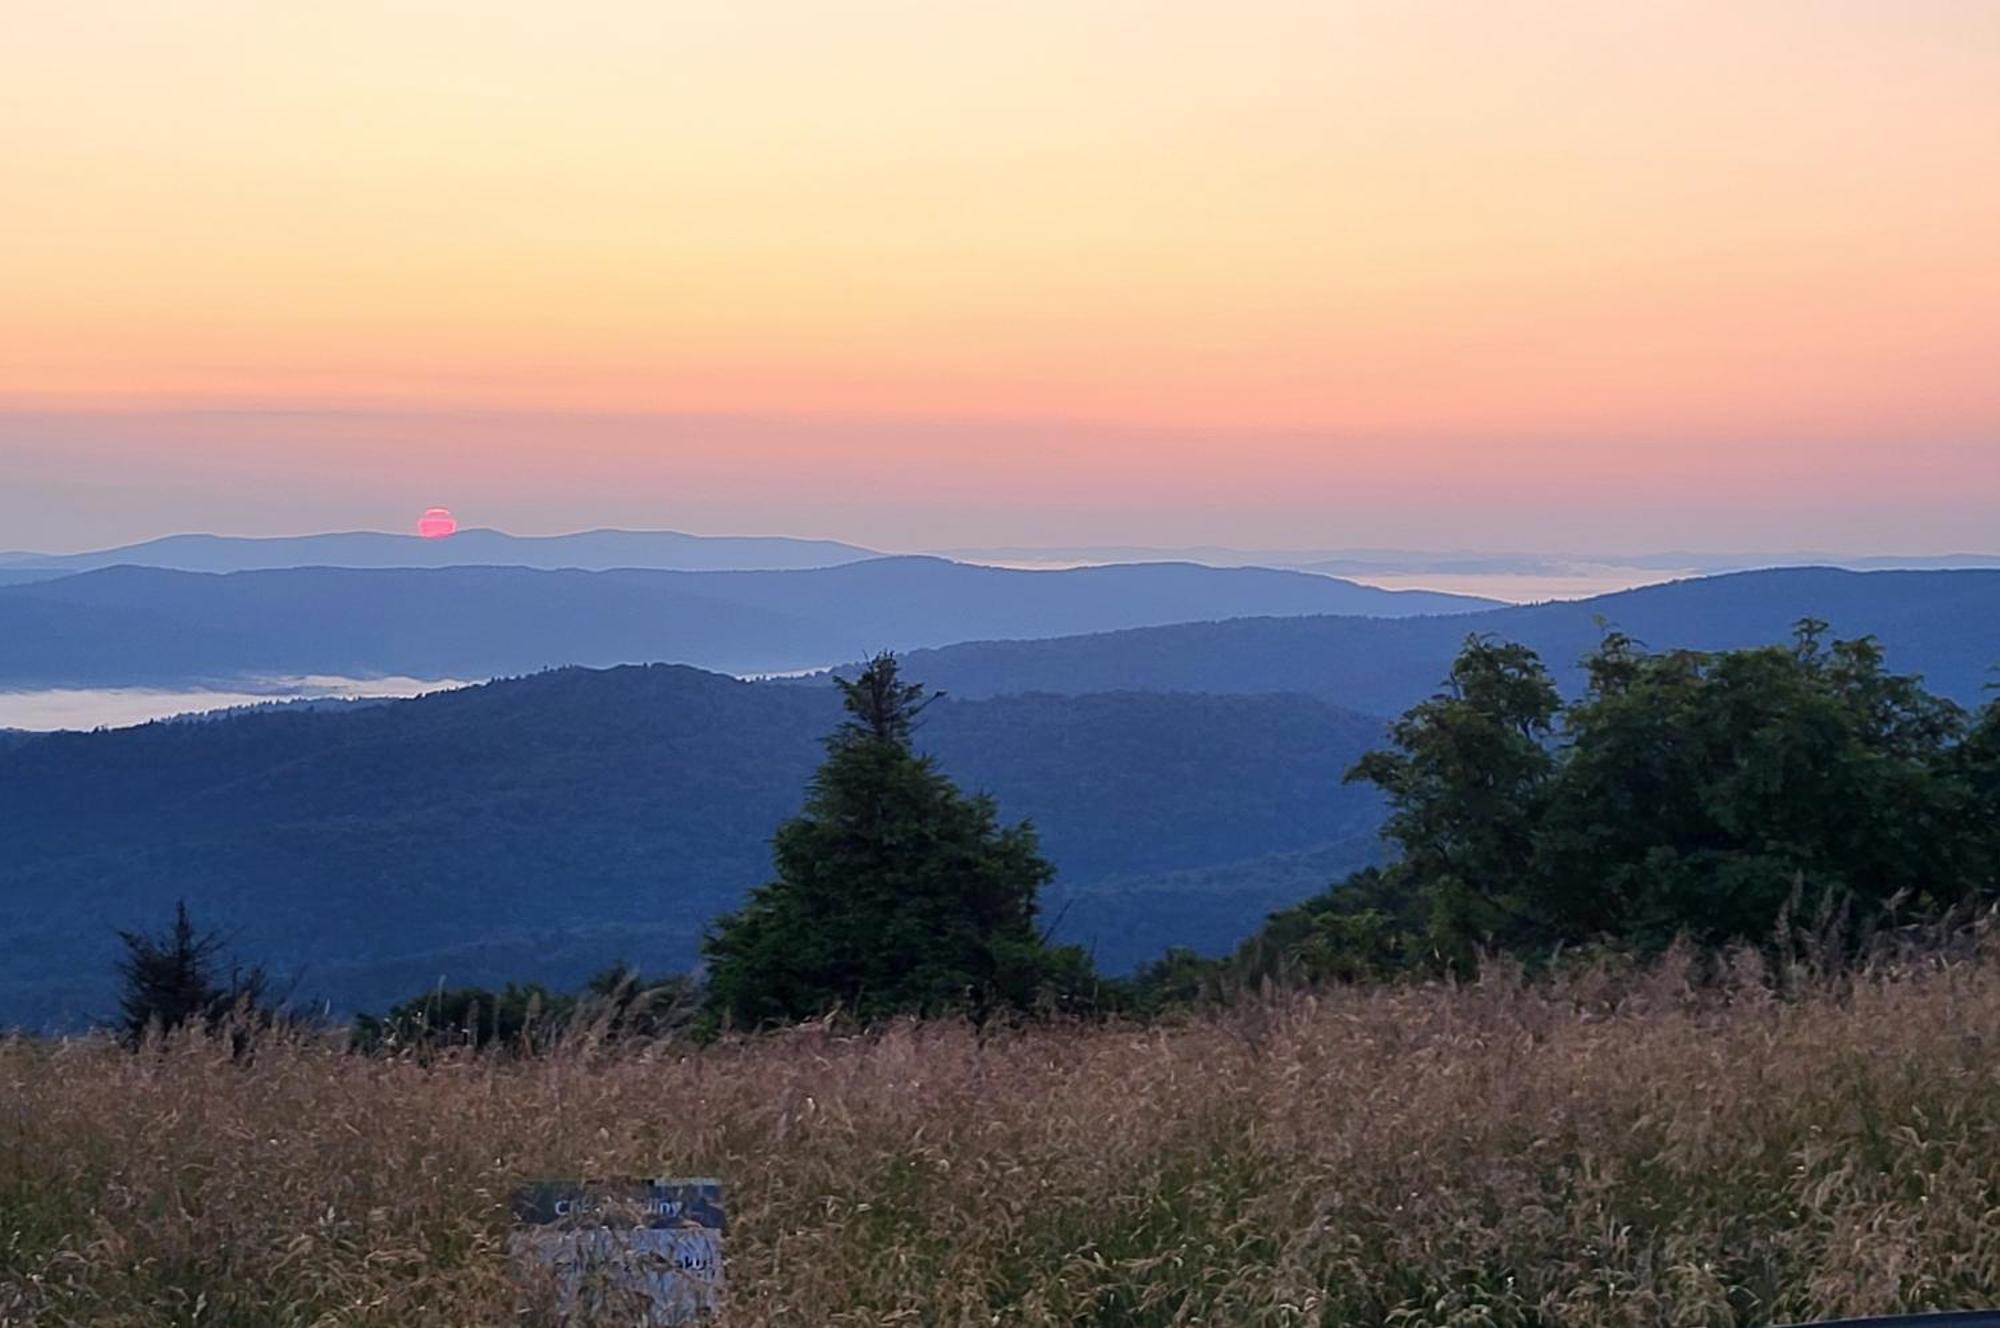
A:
[3, 0, 1997, 554]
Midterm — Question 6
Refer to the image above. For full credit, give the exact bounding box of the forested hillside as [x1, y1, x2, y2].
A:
[0, 666, 1385, 1025]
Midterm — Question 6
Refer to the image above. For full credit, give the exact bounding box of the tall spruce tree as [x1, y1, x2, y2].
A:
[702, 653, 1082, 1027]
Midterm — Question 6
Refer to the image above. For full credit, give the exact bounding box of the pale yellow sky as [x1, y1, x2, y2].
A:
[3, 1, 1997, 549]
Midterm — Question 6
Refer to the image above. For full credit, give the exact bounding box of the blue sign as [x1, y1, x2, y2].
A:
[512, 1178, 724, 1325]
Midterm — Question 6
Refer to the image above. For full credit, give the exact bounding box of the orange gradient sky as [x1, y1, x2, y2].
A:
[3, 1, 1997, 551]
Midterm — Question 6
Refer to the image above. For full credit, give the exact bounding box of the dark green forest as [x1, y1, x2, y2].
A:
[1205, 623, 2000, 995]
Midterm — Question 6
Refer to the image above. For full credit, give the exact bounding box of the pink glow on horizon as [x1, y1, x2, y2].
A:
[417, 507, 457, 540]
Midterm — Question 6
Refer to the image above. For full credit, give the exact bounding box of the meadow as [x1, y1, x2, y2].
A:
[5, 944, 1999, 1327]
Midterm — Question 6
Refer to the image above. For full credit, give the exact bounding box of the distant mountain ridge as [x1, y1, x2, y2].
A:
[898, 567, 2000, 716]
[0, 558, 1495, 688]
[0, 527, 880, 578]
[17, 531, 1993, 582]
[936, 545, 2000, 575]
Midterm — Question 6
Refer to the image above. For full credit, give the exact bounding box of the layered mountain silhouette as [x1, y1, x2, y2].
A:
[896, 568, 2000, 716]
[0, 527, 880, 578]
[7, 565, 1998, 1026]
[0, 558, 1494, 686]
[935, 545, 2000, 575]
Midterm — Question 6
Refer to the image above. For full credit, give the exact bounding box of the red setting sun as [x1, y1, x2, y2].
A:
[417, 507, 457, 539]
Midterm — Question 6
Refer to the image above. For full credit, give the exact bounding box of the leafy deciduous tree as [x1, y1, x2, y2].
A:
[1344, 636, 1562, 963]
[1231, 624, 2000, 989]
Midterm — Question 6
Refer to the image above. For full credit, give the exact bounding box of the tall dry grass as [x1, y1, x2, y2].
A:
[5, 947, 2000, 1327]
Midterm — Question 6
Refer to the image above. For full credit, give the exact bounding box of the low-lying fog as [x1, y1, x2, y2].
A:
[0, 676, 473, 732]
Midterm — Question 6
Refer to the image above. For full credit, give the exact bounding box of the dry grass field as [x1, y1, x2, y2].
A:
[6, 946, 2000, 1327]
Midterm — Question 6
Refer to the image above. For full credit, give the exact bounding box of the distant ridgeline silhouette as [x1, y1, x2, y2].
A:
[0, 527, 882, 576]
[898, 568, 2000, 715]
[0, 557, 1493, 686]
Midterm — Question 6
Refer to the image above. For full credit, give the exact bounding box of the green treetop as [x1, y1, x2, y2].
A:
[1215, 624, 2000, 995]
[702, 652, 1086, 1028]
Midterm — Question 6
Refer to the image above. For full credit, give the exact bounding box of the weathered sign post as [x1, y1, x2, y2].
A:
[511, 1177, 725, 1324]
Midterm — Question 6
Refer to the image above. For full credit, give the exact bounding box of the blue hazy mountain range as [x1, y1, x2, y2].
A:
[0, 527, 880, 578]
[8, 529, 1993, 585]
[936, 545, 2000, 575]
[896, 567, 2000, 716]
[0, 668, 1389, 1026]
[0, 558, 1494, 687]
[3, 566, 1998, 1026]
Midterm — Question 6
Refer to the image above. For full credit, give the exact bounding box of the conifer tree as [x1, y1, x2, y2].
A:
[114, 900, 270, 1044]
[703, 653, 1082, 1027]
